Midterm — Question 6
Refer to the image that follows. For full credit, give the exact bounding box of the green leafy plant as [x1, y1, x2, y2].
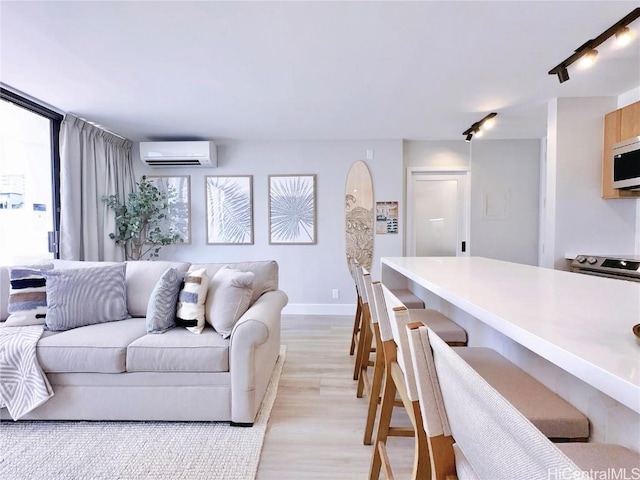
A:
[104, 176, 182, 260]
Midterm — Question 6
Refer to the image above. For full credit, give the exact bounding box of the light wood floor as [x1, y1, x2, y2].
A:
[257, 314, 414, 479]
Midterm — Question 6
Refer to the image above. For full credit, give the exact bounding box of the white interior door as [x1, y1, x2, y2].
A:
[406, 170, 469, 257]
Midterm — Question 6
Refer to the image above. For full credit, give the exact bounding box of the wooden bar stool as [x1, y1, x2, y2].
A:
[370, 287, 591, 480]
[360, 277, 467, 446]
[368, 284, 467, 479]
[407, 324, 639, 480]
[352, 265, 374, 381]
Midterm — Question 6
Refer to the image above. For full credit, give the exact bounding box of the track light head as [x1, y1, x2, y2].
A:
[465, 133, 473, 142]
[557, 66, 570, 83]
[615, 26, 633, 46]
[578, 49, 598, 68]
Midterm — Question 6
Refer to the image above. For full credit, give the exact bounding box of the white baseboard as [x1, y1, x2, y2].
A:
[282, 303, 356, 316]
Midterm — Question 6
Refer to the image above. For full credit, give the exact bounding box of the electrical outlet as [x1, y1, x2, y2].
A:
[332, 289, 340, 299]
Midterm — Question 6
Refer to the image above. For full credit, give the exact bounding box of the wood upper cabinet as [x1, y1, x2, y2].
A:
[602, 100, 640, 199]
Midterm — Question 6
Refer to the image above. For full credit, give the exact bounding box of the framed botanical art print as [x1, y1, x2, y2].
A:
[146, 175, 191, 244]
[268, 174, 317, 245]
[205, 176, 254, 245]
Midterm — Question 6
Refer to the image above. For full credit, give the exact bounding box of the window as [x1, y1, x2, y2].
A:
[0, 89, 62, 264]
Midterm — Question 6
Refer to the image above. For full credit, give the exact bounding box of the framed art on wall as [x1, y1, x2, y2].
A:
[268, 174, 317, 245]
[375, 201, 399, 234]
[205, 176, 254, 245]
[147, 175, 191, 244]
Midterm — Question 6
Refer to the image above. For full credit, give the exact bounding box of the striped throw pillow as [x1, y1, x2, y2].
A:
[44, 263, 128, 331]
[5, 264, 54, 326]
[146, 268, 184, 334]
[176, 268, 209, 334]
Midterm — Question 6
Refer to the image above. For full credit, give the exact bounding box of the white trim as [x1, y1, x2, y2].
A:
[407, 166, 470, 174]
[282, 303, 356, 316]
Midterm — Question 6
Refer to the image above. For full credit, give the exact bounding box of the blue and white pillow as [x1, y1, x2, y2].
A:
[146, 268, 184, 334]
[176, 268, 209, 334]
[44, 263, 128, 331]
[5, 264, 53, 326]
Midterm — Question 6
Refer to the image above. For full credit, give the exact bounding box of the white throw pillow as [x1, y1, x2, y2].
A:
[176, 268, 209, 334]
[206, 266, 255, 339]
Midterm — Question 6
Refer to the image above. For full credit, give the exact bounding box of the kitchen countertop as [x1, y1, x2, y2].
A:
[381, 256, 640, 413]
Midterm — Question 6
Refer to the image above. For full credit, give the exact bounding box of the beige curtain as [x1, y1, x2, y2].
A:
[59, 114, 136, 261]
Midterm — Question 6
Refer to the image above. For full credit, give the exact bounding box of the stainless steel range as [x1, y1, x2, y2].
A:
[570, 255, 640, 282]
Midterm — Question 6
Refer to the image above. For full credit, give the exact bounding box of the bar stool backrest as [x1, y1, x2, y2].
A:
[354, 265, 368, 305]
[406, 324, 451, 439]
[426, 327, 584, 479]
[361, 270, 378, 325]
[371, 282, 393, 343]
[380, 284, 419, 402]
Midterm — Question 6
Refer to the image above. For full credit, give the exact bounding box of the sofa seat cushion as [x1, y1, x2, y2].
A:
[37, 318, 147, 373]
[126, 325, 229, 373]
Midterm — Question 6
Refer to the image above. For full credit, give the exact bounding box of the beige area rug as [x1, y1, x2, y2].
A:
[0, 346, 286, 480]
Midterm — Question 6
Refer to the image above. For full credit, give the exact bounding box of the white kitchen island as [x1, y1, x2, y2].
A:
[381, 256, 640, 452]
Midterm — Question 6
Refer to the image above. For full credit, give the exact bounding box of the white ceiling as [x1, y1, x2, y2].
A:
[1, 1, 639, 142]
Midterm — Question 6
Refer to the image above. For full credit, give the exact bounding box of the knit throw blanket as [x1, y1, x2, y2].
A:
[0, 325, 53, 420]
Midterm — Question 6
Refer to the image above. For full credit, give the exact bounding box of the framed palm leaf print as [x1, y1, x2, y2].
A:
[147, 175, 191, 244]
[205, 176, 253, 245]
[269, 174, 317, 245]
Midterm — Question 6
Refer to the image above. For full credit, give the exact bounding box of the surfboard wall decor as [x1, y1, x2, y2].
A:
[345, 160, 374, 271]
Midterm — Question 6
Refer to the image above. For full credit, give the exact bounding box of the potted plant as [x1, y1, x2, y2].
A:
[104, 175, 182, 260]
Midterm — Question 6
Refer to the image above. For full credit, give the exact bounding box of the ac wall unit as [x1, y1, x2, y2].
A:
[139, 141, 217, 167]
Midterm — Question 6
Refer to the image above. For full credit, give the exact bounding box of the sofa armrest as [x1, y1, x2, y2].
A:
[229, 289, 288, 424]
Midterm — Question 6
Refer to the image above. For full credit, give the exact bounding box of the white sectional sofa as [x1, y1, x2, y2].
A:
[0, 259, 287, 425]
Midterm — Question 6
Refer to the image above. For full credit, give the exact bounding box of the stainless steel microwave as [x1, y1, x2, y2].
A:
[613, 136, 640, 190]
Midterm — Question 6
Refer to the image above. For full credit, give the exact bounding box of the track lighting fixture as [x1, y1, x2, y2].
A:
[549, 8, 640, 83]
[462, 112, 497, 142]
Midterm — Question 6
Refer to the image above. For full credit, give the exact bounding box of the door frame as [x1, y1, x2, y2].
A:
[405, 166, 471, 257]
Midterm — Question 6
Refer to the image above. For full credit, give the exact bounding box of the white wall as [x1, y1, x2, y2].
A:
[134, 139, 404, 314]
[469, 140, 540, 266]
[403, 139, 540, 265]
[544, 97, 637, 270]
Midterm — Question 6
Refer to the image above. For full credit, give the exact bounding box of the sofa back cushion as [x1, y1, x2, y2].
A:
[125, 261, 191, 317]
[189, 260, 278, 306]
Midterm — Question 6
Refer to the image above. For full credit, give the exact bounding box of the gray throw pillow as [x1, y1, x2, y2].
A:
[146, 267, 183, 334]
[44, 263, 128, 331]
[206, 266, 254, 339]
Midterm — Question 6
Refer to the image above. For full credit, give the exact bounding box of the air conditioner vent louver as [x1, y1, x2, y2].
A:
[139, 141, 217, 168]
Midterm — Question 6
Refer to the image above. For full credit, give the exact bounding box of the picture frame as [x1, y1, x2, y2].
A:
[205, 175, 254, 245]
[269, 174, 317, 245]
[146, 175, 191, 244]
[375, 201, 399, 234]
